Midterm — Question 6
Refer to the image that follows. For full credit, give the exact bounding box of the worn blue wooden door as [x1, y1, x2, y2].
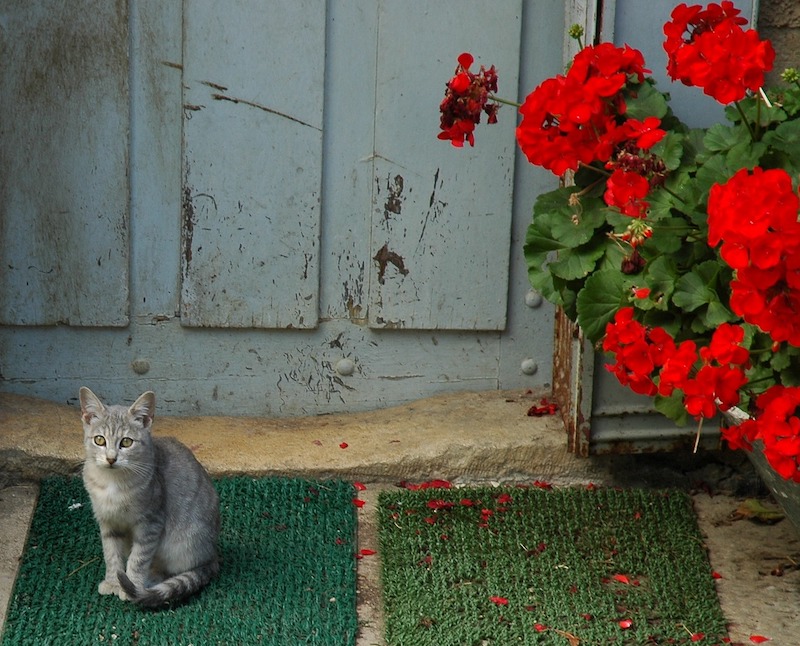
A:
[0, 1, 566, 415]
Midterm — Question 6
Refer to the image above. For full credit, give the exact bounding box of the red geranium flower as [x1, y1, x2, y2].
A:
[663, 1, 774, 104]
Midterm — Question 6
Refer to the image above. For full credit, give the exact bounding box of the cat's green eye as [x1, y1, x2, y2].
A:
[93, 435, 106, 447]
[120, 437, 134, 448]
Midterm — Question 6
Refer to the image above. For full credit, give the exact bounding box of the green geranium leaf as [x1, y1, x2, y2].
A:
[644, 255, 678, 304]
[699, 299, 735, 328]
[703, 123, 748, 153]
[650, 131, 685, 171]
[764, 119, 800, 168]
[549, 238, 607, 281]
[624, 81, 669, 120]
[575, 269, 632, 344]
[654, 392, 690, 427]
[672, 270, 716, 312]
[649, 217, 691, 254]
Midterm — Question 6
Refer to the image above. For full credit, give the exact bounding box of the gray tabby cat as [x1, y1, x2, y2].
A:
[79, 387, 220, 607]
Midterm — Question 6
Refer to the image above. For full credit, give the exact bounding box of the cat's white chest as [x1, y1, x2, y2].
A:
[85, 468, 136, 525]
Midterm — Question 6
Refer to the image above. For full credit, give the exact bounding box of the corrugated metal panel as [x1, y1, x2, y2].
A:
[180, 0, 325, 329]
[0, 0, 130, 326]
[367, 0, 523, 331]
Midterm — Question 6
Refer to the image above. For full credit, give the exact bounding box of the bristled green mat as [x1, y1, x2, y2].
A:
[379, 485, 728, 645]
[2, 477, 358, 646]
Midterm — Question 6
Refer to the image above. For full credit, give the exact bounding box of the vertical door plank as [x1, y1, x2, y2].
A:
[0, 0, 130, 326]
[368, 1, 522, 330]
[181, 0, 325, 328]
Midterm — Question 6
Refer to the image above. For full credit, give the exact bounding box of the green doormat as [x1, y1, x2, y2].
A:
[2, 477, 358, 646]
[379, 485, 727, 645]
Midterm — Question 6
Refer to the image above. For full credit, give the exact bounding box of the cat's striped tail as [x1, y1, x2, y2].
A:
[117, 560, 219, 608]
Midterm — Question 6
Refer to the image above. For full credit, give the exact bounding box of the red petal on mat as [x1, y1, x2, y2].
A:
[353, 482, 367, 491]
[489, 596, 508, 606]
[750, 637, 770, 644]
[691, 634, 705, 642]
[339, 442, 349, 449]
[533, 623, 547, 632]
[359, 549, 376, 557]
[496, 493, 513, 505]
[581, 613, 593, 621]
[460, 498, 475, 506]
[611, 574, 630, 585]
[352, 498, 365, 508]
[712, 570, 723, 579]
[532, 480, 553, 490]
[619, 619, 633, 629]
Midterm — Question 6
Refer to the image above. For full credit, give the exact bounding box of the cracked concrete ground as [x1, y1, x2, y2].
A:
[2, 389, 799, 644]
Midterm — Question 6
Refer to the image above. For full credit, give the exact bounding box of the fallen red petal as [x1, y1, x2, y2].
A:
[353, 481, 367, 491]
[489, 596, 508, 606]
[750, 637, 770, 644]
[611, 573, 630, 585]
[691, 634, 705, 642]
[359, 549, 376, 557]
[619, 619, 633, 629]
[712, 570, 723, 579]
[339, 442, 348, 449]
[352, 498, 366, 508]
[533, 623, 547, 632]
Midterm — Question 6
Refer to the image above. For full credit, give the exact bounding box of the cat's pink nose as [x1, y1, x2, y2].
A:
[106, 456, 117, 465]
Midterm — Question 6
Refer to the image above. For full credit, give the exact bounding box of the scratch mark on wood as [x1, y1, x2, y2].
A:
[373, 244, 409, 285]
[201, 80, 228, 91]
[211, 93, 321, 131]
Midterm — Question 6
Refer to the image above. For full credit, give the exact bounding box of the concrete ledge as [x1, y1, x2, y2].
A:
[0, 388, 589, 483]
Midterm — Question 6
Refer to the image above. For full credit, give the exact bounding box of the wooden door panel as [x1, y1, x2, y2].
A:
[180, 0, 325, 328]
[0, 0, 130, 326]
[368, 0, 523, 330]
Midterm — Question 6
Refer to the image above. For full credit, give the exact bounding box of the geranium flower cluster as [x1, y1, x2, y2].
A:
[663, 1, 775, 103]
[513, 43, 665, 177]
[438, 52, 499, 148]
[725, 386, 800, 481]
[437, 2, 800, 483]
[603, 308, 749, 419]
[708, 167, 800, 347]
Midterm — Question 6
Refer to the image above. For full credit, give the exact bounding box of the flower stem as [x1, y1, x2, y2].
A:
[693, 416, 704, 454]
[489, 94, 521, 108]
[734, 100, 756, 140]
[661, 185, 687, 205]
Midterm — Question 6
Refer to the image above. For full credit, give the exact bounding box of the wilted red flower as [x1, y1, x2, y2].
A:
[438, 52, 500, 147]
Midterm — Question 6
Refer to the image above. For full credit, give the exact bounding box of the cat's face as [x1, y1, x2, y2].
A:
[79, 387, 156, 472]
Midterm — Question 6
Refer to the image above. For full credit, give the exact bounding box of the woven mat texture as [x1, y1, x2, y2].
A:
[2, 477, 358, 645]
[379, 485, 727, 645]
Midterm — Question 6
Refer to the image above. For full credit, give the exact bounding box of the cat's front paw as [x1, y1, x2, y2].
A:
[98, 579, 123, 596]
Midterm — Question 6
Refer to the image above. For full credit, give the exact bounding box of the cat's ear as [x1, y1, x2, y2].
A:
[129, 391, 156, 429]
[79, 387, 105, 425]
